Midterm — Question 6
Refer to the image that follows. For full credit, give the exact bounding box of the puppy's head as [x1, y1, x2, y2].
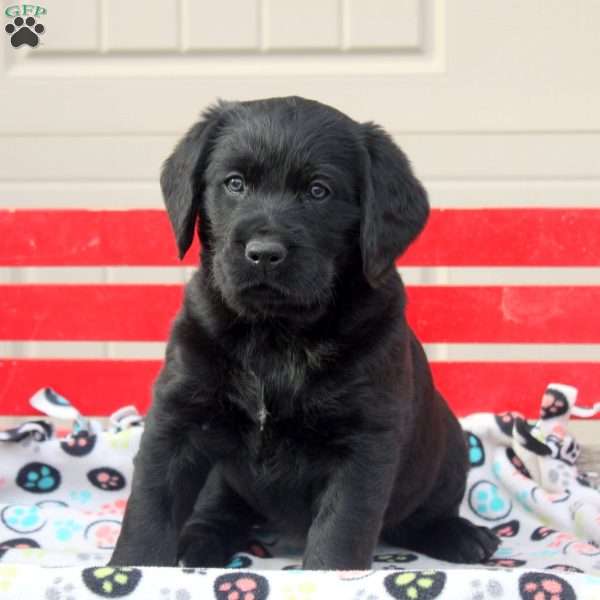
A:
[161, 97, 428, 321]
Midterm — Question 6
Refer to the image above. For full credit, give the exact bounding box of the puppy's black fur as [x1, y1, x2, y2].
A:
[110, 97, 499, 569]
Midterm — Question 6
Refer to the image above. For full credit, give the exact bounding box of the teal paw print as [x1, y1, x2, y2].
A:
[468, 480, 512, 521]
[16, 462, 61, 494]
[55, 519, 82, 541]
[465, 432, 485, 467]
[1, 504, 46, 533]
[69, 490, 92, 505]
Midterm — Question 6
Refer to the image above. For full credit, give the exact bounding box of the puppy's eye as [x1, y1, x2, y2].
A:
[224, 175, 246, 195]
[308, 182, 330, 201]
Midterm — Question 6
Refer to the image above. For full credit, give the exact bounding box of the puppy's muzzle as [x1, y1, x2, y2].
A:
[244, 238, 288, 271]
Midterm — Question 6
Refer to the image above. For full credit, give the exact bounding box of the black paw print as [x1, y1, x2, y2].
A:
[87, 468, 126, 491]
[5, 16, 44, 48]
[61, 431, 97, 457]
[214, 573, 269, 600]
[518, 572, 575, 600]
[16, 462, 61, 493]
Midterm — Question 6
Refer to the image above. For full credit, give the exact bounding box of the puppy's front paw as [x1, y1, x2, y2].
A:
[418, 517, 500, 564]
[177, 527, 230, 568]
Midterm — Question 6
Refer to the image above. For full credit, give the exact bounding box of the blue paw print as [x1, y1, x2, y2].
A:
[226, 555, 252, 568]
[54, 519, 82, 541]
[466, 431, 485, 466]
[16, 462, 61, 494]
[1, 504, 46, 533]
[468, 480, 512, 521]
[69, 490, 92, 505]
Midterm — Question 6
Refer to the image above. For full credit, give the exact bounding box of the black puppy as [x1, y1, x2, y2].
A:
[110, 96, 499, 569]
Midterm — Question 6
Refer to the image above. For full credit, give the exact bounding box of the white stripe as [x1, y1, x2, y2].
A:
[2, 266, 600, 285]
[0, 341, 166, 360]
[1, 180, 600, 209]
[0, 341, 598, 362]
[423, 344, 600, 362]
[400, 267, 600, 286]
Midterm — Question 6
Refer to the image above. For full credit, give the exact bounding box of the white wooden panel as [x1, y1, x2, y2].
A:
[0, 136, 172, 180]
[35, 0, 99, 51]
[3, 180, 600, 209]
[3, 134, 599, 182]
[5, 1, 600, 132]
[105, 0, 178, 51]
[186, 0, 260, 50]
[345, 0, 421, 49]
[264, 0, 340, 49]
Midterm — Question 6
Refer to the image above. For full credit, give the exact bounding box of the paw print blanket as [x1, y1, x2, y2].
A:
[1, 383, 600, 599]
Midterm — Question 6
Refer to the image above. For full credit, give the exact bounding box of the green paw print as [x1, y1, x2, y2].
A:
[82, 567, 142, 597]
[384, 571, 447, 600]
[283, 581, 317, 600]
[0, 565, 18, 593]
[107, 429, 134, 451]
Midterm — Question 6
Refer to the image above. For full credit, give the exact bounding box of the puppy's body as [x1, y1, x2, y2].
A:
[110, 97, 499, 569]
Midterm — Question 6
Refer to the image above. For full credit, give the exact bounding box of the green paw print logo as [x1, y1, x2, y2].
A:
[82, 567, 142, 597]
[16, 462, 61, 493]
[468, 480, 512, 521]
[384, 571, 446, 600]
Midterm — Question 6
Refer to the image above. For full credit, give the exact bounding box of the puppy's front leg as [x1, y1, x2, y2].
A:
[303, 435, 398, 570]
[109, 417, 210, 566]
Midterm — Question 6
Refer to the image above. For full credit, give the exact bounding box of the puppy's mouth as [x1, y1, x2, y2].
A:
[231, 280, 326, 320]
[238, 282, 295, 305]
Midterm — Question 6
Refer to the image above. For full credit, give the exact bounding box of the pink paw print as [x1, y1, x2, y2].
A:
[94, 523, 120, 549]
[214, 573, 269, 600]
[519, 572, 575, 600]
[96, 499, 128, 517]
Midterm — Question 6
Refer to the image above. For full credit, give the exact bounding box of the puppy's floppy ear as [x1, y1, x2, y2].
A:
[360, 122, 429, 286]
[160, 103, 227, 259]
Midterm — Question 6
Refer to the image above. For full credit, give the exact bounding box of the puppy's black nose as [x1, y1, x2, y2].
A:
[245, 239, 287, 268]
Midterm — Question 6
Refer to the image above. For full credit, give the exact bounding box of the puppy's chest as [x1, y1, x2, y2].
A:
[224, 342, 343, 456]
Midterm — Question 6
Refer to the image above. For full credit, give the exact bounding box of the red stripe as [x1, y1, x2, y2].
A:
[431, 362, 600, 418]
[400, 208, 600, 266]
[407, 286, 600, 343]
[0, 210, 199, 266]
[2, 208, 599, 267]
[0, 285, 183, 341]
[2, 284, 600, 343]
[0, 359, 598, 418]
[0, 359, 159, 416]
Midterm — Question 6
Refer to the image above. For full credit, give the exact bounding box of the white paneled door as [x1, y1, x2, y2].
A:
[2, 0, 600, 204]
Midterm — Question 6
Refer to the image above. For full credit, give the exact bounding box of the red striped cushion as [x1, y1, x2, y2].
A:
[1, 208, 598, 418]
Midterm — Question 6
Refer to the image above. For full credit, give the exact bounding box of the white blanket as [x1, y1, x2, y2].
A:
[1, 383, 600, 599]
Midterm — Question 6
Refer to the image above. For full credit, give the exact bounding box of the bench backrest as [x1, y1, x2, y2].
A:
[1, 208, 599, 417]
